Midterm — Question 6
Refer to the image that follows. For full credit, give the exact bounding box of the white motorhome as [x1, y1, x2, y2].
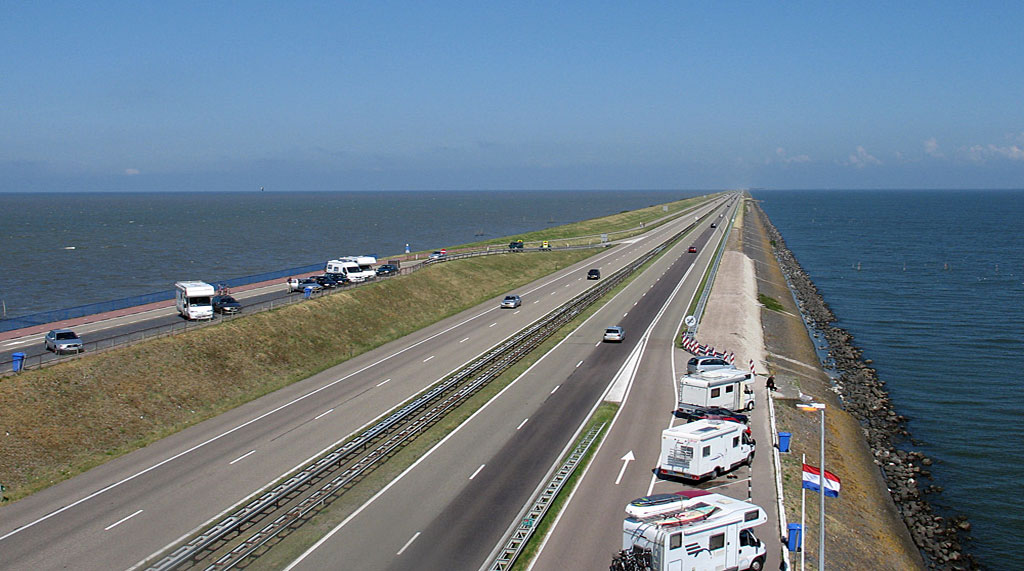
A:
[325, 255, 377, 282]
[677, 369, 755, 413]
[620, 492, 767, 571]
[657, 420, 754, 482]
[174, 281, 215, 320]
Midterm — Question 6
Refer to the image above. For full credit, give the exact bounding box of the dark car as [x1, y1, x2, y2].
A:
[688, 246, 697, 253]
[324, 272, 351, 285]
[710, 223, 717, 228]
[509, 240, 524, 251]
[376, 264, 399, 277]
[212, 295, 242, 315]
[587, 269, 601, 280]
[678, 406, 749, 424]
[44, 328, 84, 354]
[312, 275, 340, 289]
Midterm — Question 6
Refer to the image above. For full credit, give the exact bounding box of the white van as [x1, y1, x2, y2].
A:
[620, 492, 767, 571]
[174, 281, 215, 320]
[325, 256, 376, 282]
[678, 369, 755, 413]
[657, 420, 754, 482]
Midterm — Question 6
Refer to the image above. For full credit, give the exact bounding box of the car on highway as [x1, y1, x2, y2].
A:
[324, 272, 351, 285]
[711, 223, 717, 228]
[212, 294, 242, 314]
[677, 406, 749, 425]
[312, 275, 341, 289]
[688, 246, 697, 253]
[587, 268, 601, 280]
[44, 329, 84, 354]
[375, 264, 399, 277]
[429, 250, 446, 260]
[500, 294, 522, 309]
[508, 239, 524, 251]
[603, 326, 625, 343]
[686, 355, 735, 374]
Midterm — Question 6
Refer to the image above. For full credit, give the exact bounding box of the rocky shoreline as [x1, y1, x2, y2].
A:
[756, 207, 977, 570]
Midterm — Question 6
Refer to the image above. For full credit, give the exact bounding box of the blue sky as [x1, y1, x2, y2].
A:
[3, 2, 1023, 191]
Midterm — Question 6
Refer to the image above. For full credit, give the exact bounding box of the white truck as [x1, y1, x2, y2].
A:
[325, 255, 377, 282]
[677, 368, 755, 414]
[657, 420, 755, 482]
[618, 492, 767, 571]
[174, 281, 215, 320]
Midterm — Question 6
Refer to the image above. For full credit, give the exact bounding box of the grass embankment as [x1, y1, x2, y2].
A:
[0, 250, 596, 501]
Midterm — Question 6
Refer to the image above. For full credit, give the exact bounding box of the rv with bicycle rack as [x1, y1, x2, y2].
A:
[174, 281, 215, 320]
[657, 420, 754, 482]
[677, 368, 755, 414]
[325, 256, 377, 282]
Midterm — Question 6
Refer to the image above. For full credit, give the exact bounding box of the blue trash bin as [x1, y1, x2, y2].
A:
[304, 286, 314, 299]
[778, 431, 792, 452]
[12, 352, 26, 372]
[787, 523, 802, 551]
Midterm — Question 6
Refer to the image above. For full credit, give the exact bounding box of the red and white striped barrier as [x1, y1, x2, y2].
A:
[681, 335, 736, 364]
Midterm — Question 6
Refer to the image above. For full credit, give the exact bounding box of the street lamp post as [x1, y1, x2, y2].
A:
[798, 402, 826, 570]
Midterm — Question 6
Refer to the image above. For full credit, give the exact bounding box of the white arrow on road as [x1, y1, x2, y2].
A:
[615, 451, 636, 485]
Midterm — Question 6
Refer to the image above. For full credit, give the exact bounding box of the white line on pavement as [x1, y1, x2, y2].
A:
[105, 510, 143, 531]
[229, 450, 256, 465]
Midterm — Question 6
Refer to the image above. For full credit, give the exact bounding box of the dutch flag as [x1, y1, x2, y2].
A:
[802, 463, 841, 498]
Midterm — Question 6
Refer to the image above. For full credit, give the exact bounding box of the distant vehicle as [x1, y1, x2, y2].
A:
[324, 272, 351, 285]
[508, 240, 524, 251]
[376, 264, 399, 277]
[212, 294, 242, 315]
[587, 269, 601, 280]
[677, 406, 749, 425]
[540, 240, 551, 250]
[287, 277, 323, 293]
[711, 222, 717, 228]
[44, 328, 84, 354]
[686, 355, 735, 375]
[311, 275, 340, 289]
[325, 256, 377, 282]
[429, 250, 446, 260]
[657, 420, 755, 482]
[175, 281, 215, 320]
[500, 294, 522, 308]
[603, 326, 625, 343]
[688, 246, 697, 253]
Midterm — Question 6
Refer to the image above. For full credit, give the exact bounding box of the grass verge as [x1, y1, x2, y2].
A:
[757, 293, 785, 312]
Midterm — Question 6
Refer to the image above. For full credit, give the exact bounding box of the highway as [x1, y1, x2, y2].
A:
[283, 200, 744, 570]
[0, 198, 729, 570]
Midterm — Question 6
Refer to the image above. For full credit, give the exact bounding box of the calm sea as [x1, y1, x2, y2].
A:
[0, 190, 694, 319]
[756, 189, 1024, 567]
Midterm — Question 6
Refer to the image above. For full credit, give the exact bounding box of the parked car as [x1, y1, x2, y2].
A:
[540, 240, 551, 250]
[324, 272, 351, 285]
[603, 326, 625, 343]
[688, 246, 697, 253]
[212, 294, 242, 314]
[44, 329, 84, 354]
[312, 275, 340, 289]
[500, 294, 522, 309]
[678, 406, 749, 425]
[287, 277, 323, 293]
[686, 356, 735, 374]
[376, 264, 399, 277]
[429, 250, 446, 260]
[508, 240, 524, 251]
[587, 268, 601, 280]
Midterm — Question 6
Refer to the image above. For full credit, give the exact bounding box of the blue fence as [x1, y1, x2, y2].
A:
[0, 262, 324, 333]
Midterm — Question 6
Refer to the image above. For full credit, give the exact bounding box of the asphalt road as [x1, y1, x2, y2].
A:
[284, 203, 737, 570]
[0, 198, 729, 570]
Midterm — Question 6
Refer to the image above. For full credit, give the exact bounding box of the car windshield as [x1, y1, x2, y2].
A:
[221, 297, 236, 303]
[505, 296, 516, 300]
[55, 331, 78, 340]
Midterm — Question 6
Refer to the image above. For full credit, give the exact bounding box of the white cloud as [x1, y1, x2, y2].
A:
[924, 137, 942, 157]
[962, 143, 1024, 162]
[124, 168, 140, 175]
[846, 146, 882, 168]
[774, 147, 811, 164]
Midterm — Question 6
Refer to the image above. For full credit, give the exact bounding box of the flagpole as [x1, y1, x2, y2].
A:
[819, 406, 826, 570]
[801, 453, 806, 571]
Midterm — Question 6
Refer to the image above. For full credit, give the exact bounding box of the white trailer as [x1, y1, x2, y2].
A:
[677, 369, 755, 413]
[325, 255, 376, 282]
[174, 281, 215, 320]
[620, 492, 768, 571]
[657, 420, 754, 482]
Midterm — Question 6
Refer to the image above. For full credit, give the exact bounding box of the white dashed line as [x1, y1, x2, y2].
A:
[376, 379, 391, 387]
[469, 464, 486, 480]
[550, 385, 560, 394]
[623, 313, 628, 317]
[229, 450, 256, 465]
[314, 408, 335, 420]
[513, 310, 520, 315]
[397, 531, 421, 555]
[423, 355, 435, 363]
[533, 300, 540, 304]
[459, 338, 469, 343]
[104, 509, 143, 531]
[489, 323, 496, 328]
[595, 342, 601, 347]
[517, 418, 529, 430]
[576, 360, 584, 368]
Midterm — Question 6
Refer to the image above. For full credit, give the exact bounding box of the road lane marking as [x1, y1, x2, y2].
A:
[517, 418, 529, 430]
[469, 464, 486, 480]
[533, 300, 540, 304]
[550, 385, 559, 394]
[459, 337, 469, 343]
[396, 531, 420, 555]
[616, 451, 636, 485]
[229, 450, 256, 465]
[423, 355, 435, 362]
[623, 312, 628, 317]
[513, 310, 520, 315]
[105, 509, 143, 531]
[595, 342, 601, 347]
[576, 360, 584, 367]
[489, 323, 496, 328]
[376, 379, 391, 387]
[314, 408, 334, 420]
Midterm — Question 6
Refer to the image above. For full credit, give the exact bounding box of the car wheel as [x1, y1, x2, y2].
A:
[748, 556, 765, 571]
[746, 402, 755, 412]
[745, 451, 755, 466]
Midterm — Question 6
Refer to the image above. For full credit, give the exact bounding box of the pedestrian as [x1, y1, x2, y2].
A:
[766, 375, 777, 391]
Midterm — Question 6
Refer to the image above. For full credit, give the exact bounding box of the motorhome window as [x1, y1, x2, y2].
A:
[670, 533, 682, 549]
[709, 533, 725, 551]
[744, 509, 760, 522]
[711, 388, 720, 398]
[733, 436, 739, 447]
[191, 296, 211, 304]
[702, 446, 711, 458]
[726, 385, 734, 393]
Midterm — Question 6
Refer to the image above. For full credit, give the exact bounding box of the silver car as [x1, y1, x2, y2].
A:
[603, 326, 625, 343]
[44, 329, 84, 354]
[500, 294, 522, 309]
[686, 356, 734, 374]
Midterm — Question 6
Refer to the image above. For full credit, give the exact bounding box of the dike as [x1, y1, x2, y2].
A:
[751, 200, 976, 570]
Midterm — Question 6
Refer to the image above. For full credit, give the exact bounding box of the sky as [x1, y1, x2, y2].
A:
[2, 2, 1023, 192]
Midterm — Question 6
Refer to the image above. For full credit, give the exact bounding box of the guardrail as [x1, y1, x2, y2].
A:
[144, 208, 711, 570]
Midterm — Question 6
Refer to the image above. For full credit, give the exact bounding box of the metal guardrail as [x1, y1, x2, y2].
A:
[487, 422, 607, 571]
[145, 209, 709, 571]
[686, 199, 740, 338]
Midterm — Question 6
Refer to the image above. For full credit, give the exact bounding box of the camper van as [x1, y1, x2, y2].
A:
[619, 492, 767, 571]
[325, 256, 377, 282]
[657, 420, 754, 482]
[677, 369, 755, 414]
[174, 281, 215, 320]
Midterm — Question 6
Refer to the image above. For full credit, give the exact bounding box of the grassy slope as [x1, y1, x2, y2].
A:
[0, 194, 711, 501]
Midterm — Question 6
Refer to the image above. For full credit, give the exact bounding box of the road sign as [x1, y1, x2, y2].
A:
[685, 315, 696, 327]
